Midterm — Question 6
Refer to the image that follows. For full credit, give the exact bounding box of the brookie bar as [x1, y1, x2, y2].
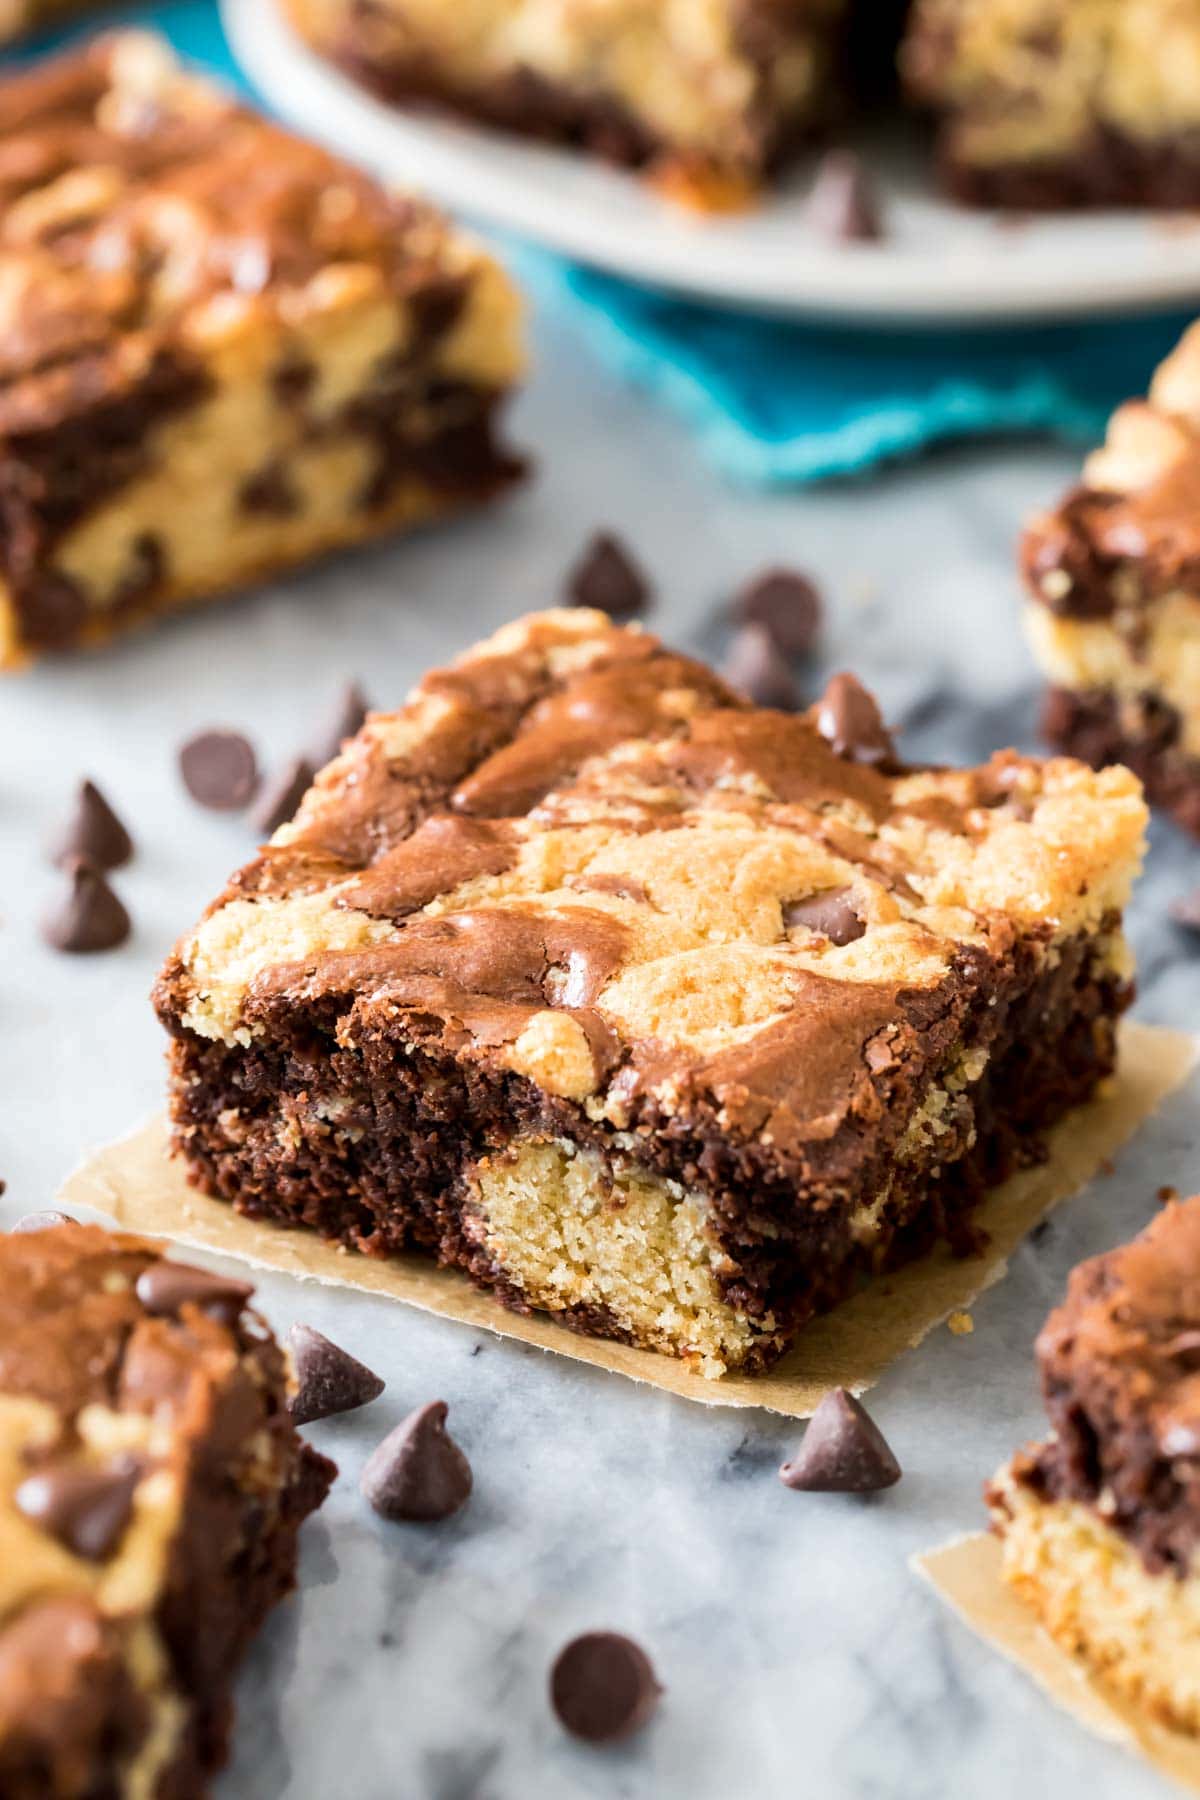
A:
[155, 607, 1147, 1379]
[284, 0, 851, 201]
[1022, 318, 1200, 837]
[989, 1197, 1200, 1734]
[0, 32, 524, 669]
[903, 0, 1200, 207]
[0, 1220, 334, 1797]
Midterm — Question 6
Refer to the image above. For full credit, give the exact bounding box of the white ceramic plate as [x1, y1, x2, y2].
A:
[225, 0, 1200, 322]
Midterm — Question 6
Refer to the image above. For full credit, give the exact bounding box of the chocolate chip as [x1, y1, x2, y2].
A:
[360, 1400, 472, 1522]
[783, 887, 865, 945]
[550, 1633, 662, 1743]
[48, 780, 133, 872]
[251, 757, 314, 837]
[15, 1459, 140, 1560]
[815, 672, 895, 766]
[779, 1388, 901, 1493]
[735, 568, 822, 658]
[807, 150, 884, 243]
[565, 532, 651, 621]
[721, 623, 800, 711]
[309, 681, 369, 769]
[287, 1323, 385, 1426]
[41, 860, 131, 954]
[12, 1210, 73, 1232]
[178, 730, 260, 811]
[135, 1259, 254, 1325]
[1170, 889, 1200, 933]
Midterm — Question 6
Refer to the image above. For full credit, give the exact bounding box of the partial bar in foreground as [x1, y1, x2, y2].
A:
[989, 1195, 1200, 1735]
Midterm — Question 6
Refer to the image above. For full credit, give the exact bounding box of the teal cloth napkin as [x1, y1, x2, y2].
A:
[14, 0, 1196, 485]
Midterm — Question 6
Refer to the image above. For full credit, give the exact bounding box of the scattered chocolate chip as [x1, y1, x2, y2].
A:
[178, 730, 259, 811]
[360, 1400, 472, 1522]
[15, 1459, 140, 1560]
[815, 672, 895, 766]
[48, 780, 133, 872]
[721, 623, 800, 711]
[251, 757, 314, 837]
[566, 532, 651, 621]
[1158, 1185, 1180, 1205]
[309, 681, 369, 769]
[12, 1210, 73, 1232]
[779, 1388, 901, 1493]
[135, 1260, 254, 1325]
[41, 860, 131, 954]
[287, 1323, 385, 1426]
[807, 149, 883, 243]
[783, 887, 865, 946]
[734, 568, 822, 658]
[1170, 890, 1200, 932]
[550, 1632, 662, 1743]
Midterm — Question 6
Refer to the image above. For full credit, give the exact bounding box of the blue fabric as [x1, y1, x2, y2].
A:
[517, 251, 1196, 485]
[3, 0, 246, 81]
[15, 2, 1195, 486]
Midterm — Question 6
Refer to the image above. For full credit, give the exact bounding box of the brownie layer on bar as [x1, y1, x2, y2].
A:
[903, 0, 1200, 208]
[155, 608, 1146, 1378]
[989, 1198, 1200, 1732]
[0, 1222, 334, 1797]
[285, 0, 851, 198]
[0, 32, 525, 670]
[1022, 319, 1200, 835]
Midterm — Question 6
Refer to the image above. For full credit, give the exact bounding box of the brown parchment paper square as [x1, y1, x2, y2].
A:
[58, 1020, 1195, 1418]
[914, 1531, 1200, 1793]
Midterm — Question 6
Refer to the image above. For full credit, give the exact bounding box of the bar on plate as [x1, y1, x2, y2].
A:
[285, 0, 852, 203]
[903, 0, 1200, 207]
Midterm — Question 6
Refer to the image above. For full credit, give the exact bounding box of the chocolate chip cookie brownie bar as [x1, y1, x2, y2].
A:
[285, 0, 849, 200]
[0, 1220, 333, 1797]
[989, 1196, 1200, 1734]
[155, 608, 1146, 1379]
[0, 32, 524, 670]
[903, 0, 1200, 207]
[1022, 320, 1200, 836]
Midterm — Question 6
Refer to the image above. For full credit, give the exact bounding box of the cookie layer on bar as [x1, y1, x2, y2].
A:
[285, 0, 849, 197]
[0, 1222, 334, 1797]
[990, 1196, 1200, 1733]
[1022, 318, 1200, 834]
[0, 32, 525, 670]
[904, 0, 1200, 206]
[155, 607, 1146, 1376]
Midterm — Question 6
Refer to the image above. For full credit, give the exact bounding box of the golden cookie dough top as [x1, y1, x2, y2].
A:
[156, 608, 1145, 1154]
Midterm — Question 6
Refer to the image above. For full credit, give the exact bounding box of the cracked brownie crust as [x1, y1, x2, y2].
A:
[1022, 318, 1200, 835]
[989, 1198, 1200, 1733]
[155, 607, 1146, 1377]
[904, 0, 1200, 208]
[285, 0, 850, 198]
[0, 1222, 334, 1798]
[0, 32, 525, 670]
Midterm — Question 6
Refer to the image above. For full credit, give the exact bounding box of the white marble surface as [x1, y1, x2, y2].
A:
[3, 281, 1200, 1800]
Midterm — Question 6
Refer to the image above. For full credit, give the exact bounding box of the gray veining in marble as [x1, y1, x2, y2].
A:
[3, 279, 1200, 1800]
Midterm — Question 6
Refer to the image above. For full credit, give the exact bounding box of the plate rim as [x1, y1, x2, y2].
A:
[223, 0, 1200, 324]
